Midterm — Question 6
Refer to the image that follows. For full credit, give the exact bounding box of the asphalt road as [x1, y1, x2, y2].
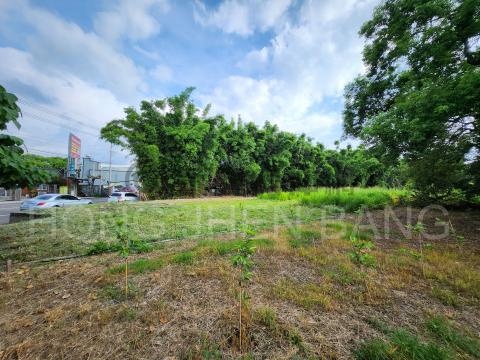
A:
[0, 197, 108, 225]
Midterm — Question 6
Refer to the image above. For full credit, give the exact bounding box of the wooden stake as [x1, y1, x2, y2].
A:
[239, 285, 242, 353]
[6, 259, 12, 272]
[125, 258, 129, 297]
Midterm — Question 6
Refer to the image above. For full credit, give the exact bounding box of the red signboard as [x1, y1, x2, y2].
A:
[68, 133, 81, 159]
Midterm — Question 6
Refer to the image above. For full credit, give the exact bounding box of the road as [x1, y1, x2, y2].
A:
[0, 198, 108, 225]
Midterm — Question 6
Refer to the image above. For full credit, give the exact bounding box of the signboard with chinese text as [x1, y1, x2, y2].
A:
[67, 133, 81, 178]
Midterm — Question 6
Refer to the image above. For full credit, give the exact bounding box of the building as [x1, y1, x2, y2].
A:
[79, 156, 139, 196]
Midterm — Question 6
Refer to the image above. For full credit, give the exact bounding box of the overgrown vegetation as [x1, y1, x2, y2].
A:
[259, 187, 411, 211]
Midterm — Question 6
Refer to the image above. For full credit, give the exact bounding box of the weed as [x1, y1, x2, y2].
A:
[390, 329, 447, 359]
[447, 219, 465, 249]
[430, 287, 460, 307]
[182, 337, 222, 360]
[100, 283, 138, 302]
[274, 279, 333, 310]
[398, 247, 421, 260]
[172, 251, 195, 265]
[287, 328, 304, 348]
[365, 317, 391, 334]
[406, 222, 426, 277]
[426, 315, 480, 357]
[258, 187, 411, 212]
[353, 339, 390, 360]
[287, 227, 320, 248]
[116, 306, 137, 321]
[348, 234, 376, 267]
[86, 240, 121, 255]
[109, 257, 166, 274]
[354, 329, 448, 360]
[253, 306, 277, 332]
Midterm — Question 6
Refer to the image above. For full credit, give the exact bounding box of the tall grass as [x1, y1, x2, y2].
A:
[258, 187, 411, 212]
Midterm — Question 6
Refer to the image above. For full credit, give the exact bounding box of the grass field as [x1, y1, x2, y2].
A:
[1, 194, 479, 359]
[0, 197, 337, 262]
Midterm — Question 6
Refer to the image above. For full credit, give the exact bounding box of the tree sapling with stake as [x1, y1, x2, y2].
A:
[231, 226, 256, 353]
[407, 222, 426, 278]
[115, 218, 131, 297]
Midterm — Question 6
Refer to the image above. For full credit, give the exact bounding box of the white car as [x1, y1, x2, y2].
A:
[108, 192, 139, 203]
[20, 194, 93, 210]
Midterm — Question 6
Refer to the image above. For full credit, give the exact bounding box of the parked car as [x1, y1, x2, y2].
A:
[20, 194, 93, 211]
[108, 192, 139, 203]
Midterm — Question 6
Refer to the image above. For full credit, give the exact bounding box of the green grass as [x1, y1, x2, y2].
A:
[259, 187, 411, 212]
[273, 279, 334, 310]
[287, 227, 321, 248]
[426, 316, 480, 357]
[430, 287, 460, 307]
[356, 316, 480, 359]
[108, 237, 274, 275]
[172, 250, 195, 265]
[0, 198, 330, 262]
[354, 329, 448, 360]
[123, 257, 166, 274]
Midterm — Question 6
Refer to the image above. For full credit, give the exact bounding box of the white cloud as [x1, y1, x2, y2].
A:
[199, 0, 380, 146]
[237, 47, 269, 71]
[150, 64, 173, 82]
[94, 0, 169, 43]
[0, 0, 146, 101]
[194, 0, 293, 36]
[0, 47, 127, 161]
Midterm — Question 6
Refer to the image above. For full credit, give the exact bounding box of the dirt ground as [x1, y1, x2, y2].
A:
[0, 207, 479, 359]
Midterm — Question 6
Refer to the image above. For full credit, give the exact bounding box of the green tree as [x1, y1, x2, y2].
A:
[343, 0, 480, 198]
[250, 122, 293, 193]
[0, 85, 50, 189]
[281, 135, 335, 189]
[325, 144, 383, 187]
[23, 154, 67, 185]
[101, 88, 223, 198]
[215, 119, 261, 195]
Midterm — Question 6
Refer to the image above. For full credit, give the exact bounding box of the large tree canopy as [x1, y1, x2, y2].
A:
[343, 0, 480, 197]
[101, 88, 223, 198]
[0, 85, 50, 189]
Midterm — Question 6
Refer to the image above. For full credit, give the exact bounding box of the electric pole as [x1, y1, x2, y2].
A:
[108, 143, 112, 195]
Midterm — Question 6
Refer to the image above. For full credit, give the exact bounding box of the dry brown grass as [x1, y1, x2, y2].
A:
[1, 208, 480, 359]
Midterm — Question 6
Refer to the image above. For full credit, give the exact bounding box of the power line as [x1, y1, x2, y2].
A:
[27, 147, 66, 157]
[21, 110, 101, 138]
[18, 98, 104, 131]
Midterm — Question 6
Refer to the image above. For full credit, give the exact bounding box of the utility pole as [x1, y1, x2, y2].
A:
[108, 143, 112, 195]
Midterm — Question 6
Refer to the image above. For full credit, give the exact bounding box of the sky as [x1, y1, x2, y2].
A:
[0, 0, 380, 164]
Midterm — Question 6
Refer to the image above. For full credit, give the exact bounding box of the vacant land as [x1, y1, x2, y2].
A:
[0, 194, 479, 359]
[0, 197, 336, 262]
